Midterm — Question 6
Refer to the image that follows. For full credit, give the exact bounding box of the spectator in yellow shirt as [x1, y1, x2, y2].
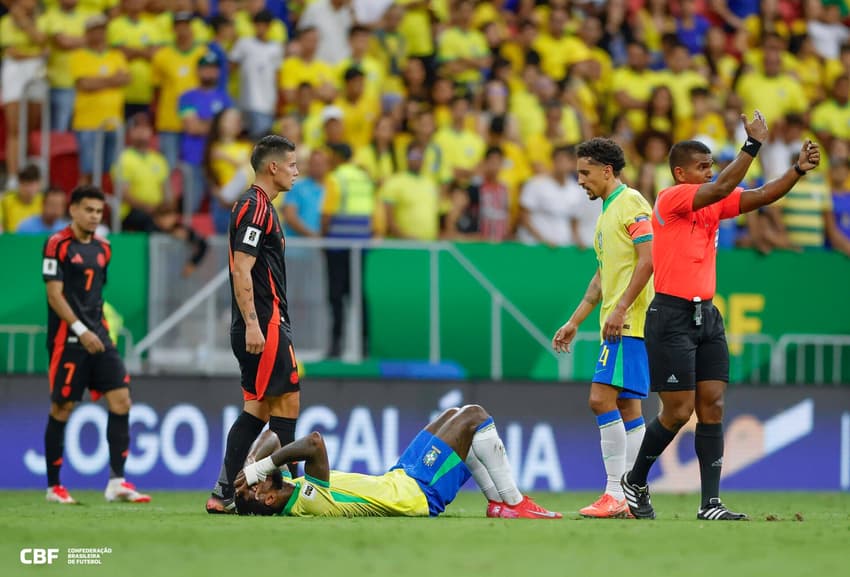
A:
[107, 0, 161, 119]
[151, 12, 204, 169]
[1, 164, 43, 233]
[204, 108, 254, 233]
[532, 6, 590, 82]
[70, 14, 130, 185]
[432, 93, 486, 186]
[111, 112, 168, 232]
[337, 25, 385, 102]
[335, 67, 380, 149]
[42, 0, 87, 132]
[736, 40, 807, 130]
[609, 41, 657, 135]
[380, 142, 439, 241]
[279, 27, 337, 107]
[1, 0, 47, 189]
[436, 0, 491, 89]
[234, 0, 287, 43]
[811, 74, 850, 149]
[354, 115, 399, 186]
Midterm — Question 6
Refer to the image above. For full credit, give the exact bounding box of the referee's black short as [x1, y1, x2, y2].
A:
[231, 326, 300, 402]
[644, 293, 729, 392]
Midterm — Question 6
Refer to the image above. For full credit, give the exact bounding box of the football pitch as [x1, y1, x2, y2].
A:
[1, 491, 846, 577]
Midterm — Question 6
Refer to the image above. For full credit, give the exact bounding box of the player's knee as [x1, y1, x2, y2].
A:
[697, 396, 724, 423]
[662, 403, 694, 430]
[307, 431, 325, 449]
[109, 394, 131, 415]
[588, 394, 615, 416]
[50, 402, 74, 421]
[459, 404, 489, 426]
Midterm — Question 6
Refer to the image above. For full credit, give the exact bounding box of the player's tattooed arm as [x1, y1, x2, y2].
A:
[232, 251, 260, 328]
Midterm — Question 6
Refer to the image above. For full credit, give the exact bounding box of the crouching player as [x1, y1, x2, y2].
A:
[235, 405, 561, 519]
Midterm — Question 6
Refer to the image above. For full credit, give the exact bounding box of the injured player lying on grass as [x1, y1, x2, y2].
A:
[234, 404, 561, 518]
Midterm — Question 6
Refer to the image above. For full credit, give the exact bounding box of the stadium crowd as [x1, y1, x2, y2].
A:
[1, 0, 850, 257]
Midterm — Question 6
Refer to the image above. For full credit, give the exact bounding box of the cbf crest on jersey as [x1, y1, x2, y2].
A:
[423, 446, 441, 467]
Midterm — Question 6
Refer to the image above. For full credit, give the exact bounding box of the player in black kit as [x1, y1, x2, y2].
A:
[42, 186, 150, 504]
[207, 135, 302, 513]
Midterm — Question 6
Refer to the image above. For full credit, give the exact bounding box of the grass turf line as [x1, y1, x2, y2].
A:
[0, 491, 847, 577]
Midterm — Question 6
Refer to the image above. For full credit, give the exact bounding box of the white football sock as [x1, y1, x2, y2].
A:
[465, 449, 500, 502]
[471, 419, 522, 506]
[598, 410, 626, 500]
[625, 417, 646, 470]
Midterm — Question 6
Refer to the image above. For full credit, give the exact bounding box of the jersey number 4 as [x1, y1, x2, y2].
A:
[598, 345, 610, 367]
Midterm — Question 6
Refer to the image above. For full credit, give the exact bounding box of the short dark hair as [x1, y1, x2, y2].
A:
[668, 140, 712, 173]
[252, 9, 273, 24]
[235, 471, 285, 516]
[690, 86, 710, 99]
[485, 145, 504, 159]
[44, 186, 67, 199]
[343, 66, 365, 82]
[552, 144, 576, 160]
[70, 185, 105, 205]
[250, 135, 296, 171]
[209, 15, 232, 32]
[19, 163, 40, 182]
[349, 24, 370, 37]
[575, 138, 626, 175]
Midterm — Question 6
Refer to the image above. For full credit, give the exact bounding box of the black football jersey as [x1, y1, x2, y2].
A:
[228, 185, 290, 334]
[42, 227, 113, 348]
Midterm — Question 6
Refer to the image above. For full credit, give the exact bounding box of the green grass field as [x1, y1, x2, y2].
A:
[1, 491, 847, 577]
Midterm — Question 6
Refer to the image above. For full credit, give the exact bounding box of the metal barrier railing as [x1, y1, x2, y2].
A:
[17, 76, 51, 189]
[771, 334, 850, 385]
[0, 324, 134, 374]
[130, 238, 570, 379]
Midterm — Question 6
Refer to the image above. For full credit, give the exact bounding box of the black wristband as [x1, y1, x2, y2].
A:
[741, 137, 762, 157]
[793, 163, 806, 176]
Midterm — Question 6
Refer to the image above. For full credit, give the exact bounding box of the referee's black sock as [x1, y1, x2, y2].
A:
[628, 418, 677, 486]
[107, 411, 130, 479]
[45, 416, 67, 487]
[222, 411, 265, 500]
[270, 416, 298, 476]
[695, 423, 724, 507]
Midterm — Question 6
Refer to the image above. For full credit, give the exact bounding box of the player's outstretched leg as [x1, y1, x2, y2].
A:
[449, 406, 562, 519]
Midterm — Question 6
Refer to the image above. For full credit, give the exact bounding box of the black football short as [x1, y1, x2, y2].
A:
[644, 293, 729, 392]
[48, 343, 130, 403]
[231, 326, 300, 401]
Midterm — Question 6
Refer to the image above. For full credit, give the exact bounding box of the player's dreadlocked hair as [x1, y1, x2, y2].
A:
[575, 138, 626, 176]
[234, 470, 286, 516]
[250, 135, 296, 172]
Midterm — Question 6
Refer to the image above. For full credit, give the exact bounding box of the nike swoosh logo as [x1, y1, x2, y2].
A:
[527, 509, 559, 518]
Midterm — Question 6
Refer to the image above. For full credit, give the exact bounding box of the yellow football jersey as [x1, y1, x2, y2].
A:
[593, 185, 654, 339]
[282, 470, 429, 517]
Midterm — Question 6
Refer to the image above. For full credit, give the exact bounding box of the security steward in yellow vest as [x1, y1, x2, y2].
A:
[320, 143, 376, 358]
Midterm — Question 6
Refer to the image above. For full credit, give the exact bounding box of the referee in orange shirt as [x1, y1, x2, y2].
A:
[621, 111, 821, 520]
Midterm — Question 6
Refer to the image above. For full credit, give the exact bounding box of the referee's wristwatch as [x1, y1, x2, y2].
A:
[793, 163, 807, 176]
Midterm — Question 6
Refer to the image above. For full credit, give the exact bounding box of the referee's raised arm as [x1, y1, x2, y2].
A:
[681, 110, 769, 212]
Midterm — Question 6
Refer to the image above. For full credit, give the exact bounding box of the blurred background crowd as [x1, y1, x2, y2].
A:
[1, 0, 850, 258]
